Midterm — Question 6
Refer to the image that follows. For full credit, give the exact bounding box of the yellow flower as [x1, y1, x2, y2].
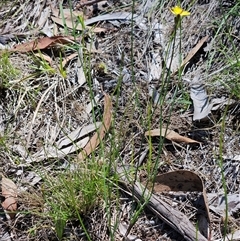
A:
[170, 6, 190, 16]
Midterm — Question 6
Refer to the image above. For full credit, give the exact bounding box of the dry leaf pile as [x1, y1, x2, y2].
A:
[0, 0, 239, 240]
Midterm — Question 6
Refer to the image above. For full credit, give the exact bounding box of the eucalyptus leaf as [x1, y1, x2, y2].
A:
[190, 84, 213, 121]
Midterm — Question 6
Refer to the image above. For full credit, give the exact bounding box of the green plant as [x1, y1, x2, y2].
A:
[58, 52, 67, 79]
[0, 52, 20, 89]
[31, 52, 56, 76]
[207, 2, 240, 240]
[217, 60, 240, 99]
[42, 159, 114, 240]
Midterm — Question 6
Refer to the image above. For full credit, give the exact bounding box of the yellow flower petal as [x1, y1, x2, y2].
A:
[170, 6, 190, 16]
[171, 6, 183, 15]
[180, 10, 190, 16]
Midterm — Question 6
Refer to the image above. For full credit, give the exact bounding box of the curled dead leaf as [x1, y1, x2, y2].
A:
[1, 176, 17, 219]
[171, 36, 208, 76]
[145, 128, 200, 144]
[150, 170, 203, 192]
[62, 53, 78, 68]
[11, 36, 79, 53]
[181, 36, 208, 68]
[77, 94, 112, 161]
[34, 53, 53, 65]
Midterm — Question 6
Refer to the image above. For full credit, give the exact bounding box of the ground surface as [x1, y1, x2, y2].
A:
[0, 0, 240, 240]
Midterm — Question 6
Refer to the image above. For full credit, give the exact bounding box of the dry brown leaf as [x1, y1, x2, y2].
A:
[51, 5, 92, 20]
[51, 16, 106, 33]
[77, 94, 112, 161]
[62, 9, 85, 20]
[51, 7, 60, 18]
[51, 7, 88, 24]
[182, 36, 208, 67]
[11, 36, 77, 53]
[145, 128, 200, 144]
[154, 170, 211, 222]
[34, 53, 53, 65]
[62, 53, 78, 68]
[151, 170, 203, 192]
[1, 176, 17, 219]
[172, 36, 208, 76]
[146, 170, 211, 237]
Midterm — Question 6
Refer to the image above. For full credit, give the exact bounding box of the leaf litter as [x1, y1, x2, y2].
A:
[1, 175, 17, 219]
[145, 127, 201, 144]
[77, 94, 112, 161]
[9, 35, 78, 53]
[0, 0, 240, 240]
